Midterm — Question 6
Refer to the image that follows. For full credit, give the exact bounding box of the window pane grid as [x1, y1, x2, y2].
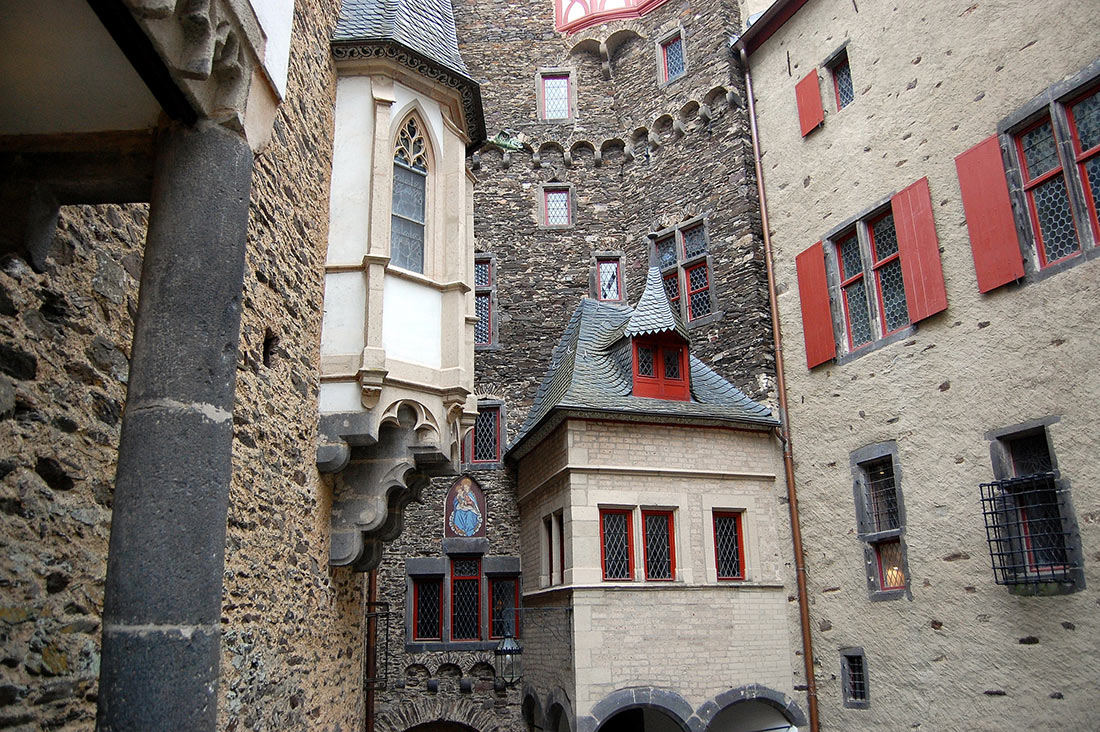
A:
[637, 346, 654, 377]
[474, 260, 491, 287]
[838, 235, 863, 280]
[451, 578, 480, 639]
[414, 580, 441, 640]
[864, 458, 899, 533]
[662, 348, 681, 380]
[490, 579, 517, 638]
[473, 407, 499, 462]
[644, 513, 672, 580]
[542, 75, 570, 119]
[475, 293, 491, 344]
[545, 189, 570, 225]
[875, 539, 906, 589]
[663, 37, 684, 80]
[843, 279, 872, 348]
[876, 259, 909, 333]
[598, 260, 620, 300]
[657, 237, 677, 269]
[845, 654, 868, 702]
[663, 273, 680, 303]
[1020, 120, 1061, 178]
[682, 226, 706, 259]
[1030, 175, 1080, 264]
[687, 264, 710, 319]
[834, 58, 854, 108]
[1072, 89, 1100, 152]
[601, 511, 631, 580]
[714, 514, 743, 579]
[980, 473, 1077, 585]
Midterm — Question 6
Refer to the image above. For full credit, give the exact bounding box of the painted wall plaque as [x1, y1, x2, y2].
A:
[445, 476, 486, 538]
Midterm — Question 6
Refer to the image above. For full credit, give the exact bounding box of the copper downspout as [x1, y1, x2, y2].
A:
[365, 570, 378, 732]
[739, 45, 820, 732]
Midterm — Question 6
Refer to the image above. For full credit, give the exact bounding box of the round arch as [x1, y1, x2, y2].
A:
[585, 687, 693, 732]
[688, 686, 807, 732]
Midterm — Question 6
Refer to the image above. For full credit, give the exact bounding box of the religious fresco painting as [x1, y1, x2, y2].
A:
[445, 476, 486, 538]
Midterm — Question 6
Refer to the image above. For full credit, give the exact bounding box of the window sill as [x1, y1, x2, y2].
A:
[1021, 245, 1100, 287]
[464, 461, 504, 471]
[687, 310, 724, 330]
[475, 342, 502, 352]
[833, 324, 916, 367]
[405, 640, 504, 653]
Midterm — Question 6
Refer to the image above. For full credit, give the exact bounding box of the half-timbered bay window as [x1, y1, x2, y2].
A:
[391, 117, 428, 273]
[474, 254, 496, 347]
[955, 69, 1100, 292]
[652, 218, 718, 325]
[632, 335, 689, 401]
[796, 178, 947, 368]
[642, 510, 675, 581]
[713, 511, 745, 581]
[851, 442, 909, 599]
[981, 424, 1083, 592]
[600, 508, 634, 581]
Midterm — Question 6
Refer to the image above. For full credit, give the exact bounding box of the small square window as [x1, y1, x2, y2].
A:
[642, 510, 675, 581]
[544, 187, 571, 227]
[713, 511, 745, 581]
[597, 258, 622, 301]
[841, 649, 870, 708]
[661, 35, 685, 83]
[829, 51, 854, 110]
[600, 508, 633, 581]
[541, 73, 571, 120]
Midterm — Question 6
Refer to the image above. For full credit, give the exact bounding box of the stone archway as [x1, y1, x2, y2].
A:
[406, 723, 480, 732]
[585, 687, 693, 732]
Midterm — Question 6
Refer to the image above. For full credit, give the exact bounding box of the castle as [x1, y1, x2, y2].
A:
[0, 0, 1096, 731]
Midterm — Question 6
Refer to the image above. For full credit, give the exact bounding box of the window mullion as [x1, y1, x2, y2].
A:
[1052, 103, 1096, 251]
[856, 222, 883, 340]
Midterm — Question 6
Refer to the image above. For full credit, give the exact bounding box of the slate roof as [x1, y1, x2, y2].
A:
[625, 266, 690, 340]
[334, 0, 469, 77]
[508, 296, 778, 459]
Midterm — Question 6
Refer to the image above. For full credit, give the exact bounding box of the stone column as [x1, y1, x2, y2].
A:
[97, 120, 253, 731]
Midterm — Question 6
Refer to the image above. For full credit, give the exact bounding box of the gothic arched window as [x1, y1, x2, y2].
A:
[392, 117, 428, 273]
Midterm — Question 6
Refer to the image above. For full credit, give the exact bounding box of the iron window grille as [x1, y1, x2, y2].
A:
[651, 219, 717, 326]
[851, 445, 909, 599]
[713, 511, 745, 581]
[391, 117, 428, 273]
[600, 508, 634, 581]
[980, 472, 1080, 586]
[841, 649, 869, 708]
[642, 510, 675, 581]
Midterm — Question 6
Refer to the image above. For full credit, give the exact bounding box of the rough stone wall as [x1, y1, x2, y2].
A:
[0, 204, 145, 731]
[749, 1, 1100, 729]
[218, 1, 367, 730]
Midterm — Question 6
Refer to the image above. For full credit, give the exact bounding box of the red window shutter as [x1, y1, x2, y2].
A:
[795, 70, 824, 137]
[891, 177, 947, 323]
[954, 136, 1025, 293]
[795, 241, 836, 369]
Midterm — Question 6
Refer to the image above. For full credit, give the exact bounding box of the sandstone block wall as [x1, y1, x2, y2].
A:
[749, 1, 1100, 729]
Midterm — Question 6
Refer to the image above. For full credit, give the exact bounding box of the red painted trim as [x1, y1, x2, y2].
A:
[642, 510, 675, 581]
[474, 256, 493, 286]
[891, 177, 947, 322]
[795, 69, 824, 138]
[555, 0, 672, 34]
[412, 578, 442, 640]
[544, 187, 571, 226]
[450, 557, 481, 641]
[1068, 86, 1100, 243]
[713, 511, 746, 581]
[874, 539, 905, 590]
[470, 406, 501, 464]
[632, 335, 689, 401]
[868, 213, 907, 337]
[596, 258, 621, 301]
[1015, 118, 1080, 268]
[830, 54, 849, 111]
[663, 271, 680, 307]
[795, 241, 837, 368]
[685, 261, 709, 321]
[742, 0, 813, 56]
[661, 35, 683, 83]
[835, 232, 869, 351]
[954, 135, 1026, 292]
[599, 508, 634, 581]
[540, 73, 571, 120]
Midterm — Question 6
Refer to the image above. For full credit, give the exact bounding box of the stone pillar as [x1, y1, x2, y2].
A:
[97, 121, 253, 731]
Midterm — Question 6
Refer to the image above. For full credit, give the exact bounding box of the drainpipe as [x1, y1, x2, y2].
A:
[737, 44, 820, 732]
[365, 569, 378, 732]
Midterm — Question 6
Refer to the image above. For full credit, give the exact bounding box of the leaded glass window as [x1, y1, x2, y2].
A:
[490, 578, 518, 638]
[545, 188, 570, 226]
[682, 225, 706, 259]
[1071, 87, 1100, 235]
[600, 510, 631, 580]
[598, 259, 621, 300]
[663, 272, 679, 304]
[662, 348, 681, 380]
[392, 118, 428, 273]
[656, 236, 677, 269]
[475, 293, 491, 344]
[474, 255, 495, 347]
[474, 260, 491, 287]
[636, 345, 654, 377]
[870, 214, 909, 334]
[542, 74, 570, 120]
[414, 579, 441, 640]
[863, 458, 899, 533]
[1017, 117, 1081, 267]
[833, 55, 854, 109]
[714, 512, 743, 580]
[451, 558, 480, 640]
[472, 406, 500, 463]
[663, 36, 684, 81]
[643, 511, 673, 580]
[686, 263, 711, 319]
[874, 539, 906, 589]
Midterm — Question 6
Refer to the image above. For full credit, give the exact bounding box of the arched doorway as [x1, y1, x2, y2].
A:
[598, 707, 686, 732]
[706, 700, 799, 732]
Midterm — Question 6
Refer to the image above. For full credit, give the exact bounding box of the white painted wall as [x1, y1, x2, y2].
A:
[319, 382, 363, 414]
[251, 0, 295, 98]
[382, 275, 441, 368]
[327, 76, 374, 266]
[320, 271, 366, 357]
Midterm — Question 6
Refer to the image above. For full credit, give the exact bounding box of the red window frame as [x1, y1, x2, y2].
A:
[412, 577, 442, 640]
[684, 261, 710, 321]
[713, 511, 746, 581]
[873, 539, 906, 590]
[867, 213, 907, 337]
[830, 53, 852, 111]
[450, 557, 481, 641]
[544, 187, 571, 226]
[596, 258, 622, 301]
[1015, 116, 1080, 268]
[540, 74, 571, 120]
[1067, 86, 1100, 242]
[641, 509, 675, 581]
[661, 35, 684, 83]
[632, 336, 689, 401]
[599, 508, 634, 581]
[663, 271, 680, 310]
[466, 405, 501, 464]
[835, 231, 870, 351]
[489, 577, 520, 639]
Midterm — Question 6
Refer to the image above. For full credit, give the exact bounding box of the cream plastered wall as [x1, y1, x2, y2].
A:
[748, 1, 1100, 729]
[517, 418, 796, 718]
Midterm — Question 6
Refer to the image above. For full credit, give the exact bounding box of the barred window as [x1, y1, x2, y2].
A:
[841, 649, 870, 708]
[642, 510, 674, 581]
[713, 511, 745, 580]
[600, 509, 633, 580]
[852, 444, 908, 598]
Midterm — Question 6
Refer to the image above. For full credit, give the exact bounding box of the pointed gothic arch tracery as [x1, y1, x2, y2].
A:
[392, 115, 429, 273]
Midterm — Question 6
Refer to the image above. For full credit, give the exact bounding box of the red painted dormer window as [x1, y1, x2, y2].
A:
[632, 335, 689, 401]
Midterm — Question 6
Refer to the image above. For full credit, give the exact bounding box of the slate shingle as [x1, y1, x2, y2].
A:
[334, 0, 470, 78]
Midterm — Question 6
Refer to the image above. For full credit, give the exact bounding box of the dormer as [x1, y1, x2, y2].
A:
[626, 266, 692, 401]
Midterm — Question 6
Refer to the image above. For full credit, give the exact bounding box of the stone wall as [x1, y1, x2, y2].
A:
[748, 0, 1100, 729]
